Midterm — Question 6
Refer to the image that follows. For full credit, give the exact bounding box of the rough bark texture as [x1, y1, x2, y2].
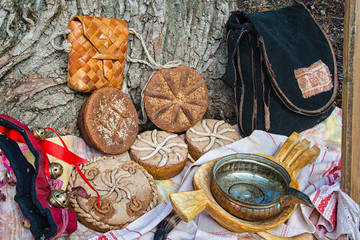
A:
[0, 0, 238, 136]
[0, 0, 344, 137]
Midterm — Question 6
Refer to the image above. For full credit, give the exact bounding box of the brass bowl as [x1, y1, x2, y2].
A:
[170, 132, 320, 232]
[211, 153, 313, 221]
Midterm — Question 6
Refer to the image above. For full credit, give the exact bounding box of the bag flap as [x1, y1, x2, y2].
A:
[70, 15, 129, 56]
[239, 4, 337, 115]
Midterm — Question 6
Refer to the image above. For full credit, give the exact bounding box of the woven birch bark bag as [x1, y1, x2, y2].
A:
[51, 16, 129, 92]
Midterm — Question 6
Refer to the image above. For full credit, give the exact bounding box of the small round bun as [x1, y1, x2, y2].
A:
[186, 119, 240, 160]
[130, 129, 188, 180]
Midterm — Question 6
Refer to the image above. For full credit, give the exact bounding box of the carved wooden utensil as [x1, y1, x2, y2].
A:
[169, 132, 320, 232]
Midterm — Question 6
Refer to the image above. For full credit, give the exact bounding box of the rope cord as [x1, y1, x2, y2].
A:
[127, 28, 181, 70]
[127, 27, 182, 124]
[49, 29, 72, 53]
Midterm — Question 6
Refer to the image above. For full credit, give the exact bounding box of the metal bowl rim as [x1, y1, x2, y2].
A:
[212, 153, 292, 207]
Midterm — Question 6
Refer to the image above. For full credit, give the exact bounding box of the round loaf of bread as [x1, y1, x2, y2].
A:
[78, 87, 139, 154]
[185, 119, 241, 160]
[67, 156, 158, 233]
[144, 65, 208, 133]
[130, 129, 188, 180]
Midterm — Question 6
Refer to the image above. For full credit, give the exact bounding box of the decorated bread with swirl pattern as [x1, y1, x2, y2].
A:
[130, 130, 188, 180]
[185, 119, 241, 160]
[144, 65, 208, 132]
[67, 156, 158, 233]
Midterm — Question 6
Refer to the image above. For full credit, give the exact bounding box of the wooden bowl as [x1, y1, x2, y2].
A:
[170, 132, 320, 232]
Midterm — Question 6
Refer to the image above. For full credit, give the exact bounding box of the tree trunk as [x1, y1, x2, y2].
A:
[0, 0, 238, 136]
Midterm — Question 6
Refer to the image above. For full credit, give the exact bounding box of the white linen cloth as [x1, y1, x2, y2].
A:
[1, 107, 358, 240]
[91, 108, 360, 240]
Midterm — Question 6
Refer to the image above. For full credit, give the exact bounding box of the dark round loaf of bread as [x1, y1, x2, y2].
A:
[78, 87, 139, 154]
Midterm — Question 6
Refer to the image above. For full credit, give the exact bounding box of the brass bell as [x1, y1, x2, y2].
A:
[49, 190, 69, 208]
[33, 127, 47, 141]
[5, 169, 16, 186]
[49, 162, 63, 179]
[21, 218, 31, 229]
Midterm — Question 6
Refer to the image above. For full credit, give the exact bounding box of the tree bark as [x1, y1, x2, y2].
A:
[0, 0, 238, 136]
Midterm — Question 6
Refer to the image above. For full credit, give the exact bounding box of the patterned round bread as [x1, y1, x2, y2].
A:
[130, 129, 188, 180]
[185, 119, 241, 160]
[144, 65, 208, 132]
[78, 87, 139, 154]
[67, 156, 158, 233]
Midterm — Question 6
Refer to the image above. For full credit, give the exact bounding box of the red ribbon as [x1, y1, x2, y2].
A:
[0, 126, 101, 209]
[45, 128, 101, 208]
[0, 127, 90, 165]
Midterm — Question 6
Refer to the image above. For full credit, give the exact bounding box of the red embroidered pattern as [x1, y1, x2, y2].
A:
[98, 235, 109, 240]
[317, 194, 332, 214]
[294, 60, 333, 98]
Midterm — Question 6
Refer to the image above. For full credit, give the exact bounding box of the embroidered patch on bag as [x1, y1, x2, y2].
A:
[294, 60, 333, 98]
